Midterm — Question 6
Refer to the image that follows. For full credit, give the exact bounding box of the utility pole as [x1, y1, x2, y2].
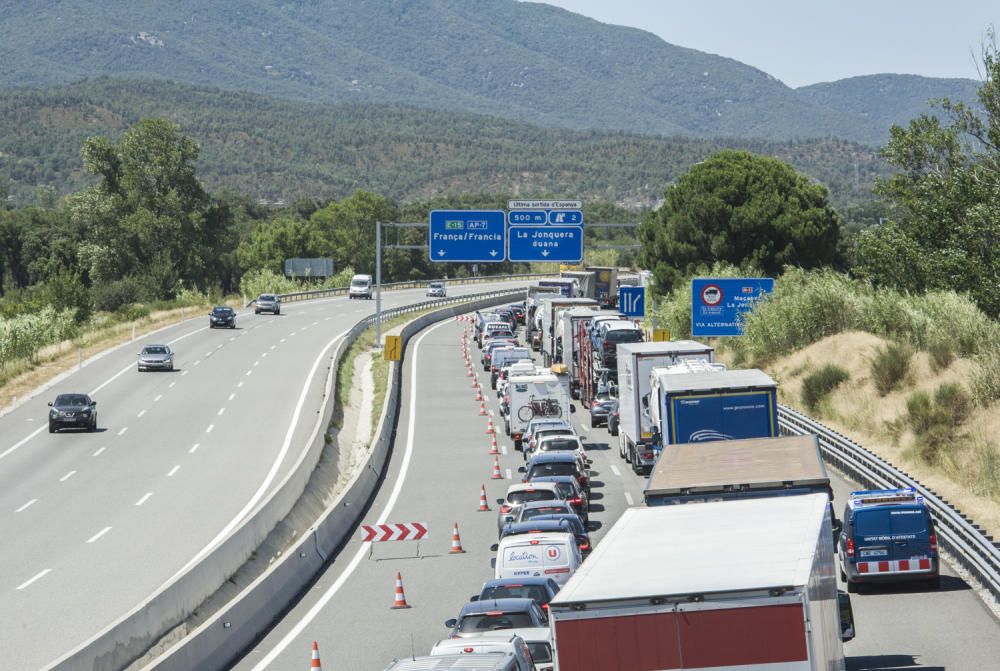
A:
[375, 220, 382, 349]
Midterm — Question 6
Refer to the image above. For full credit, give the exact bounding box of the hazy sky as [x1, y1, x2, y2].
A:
[539, 0, 996, 88]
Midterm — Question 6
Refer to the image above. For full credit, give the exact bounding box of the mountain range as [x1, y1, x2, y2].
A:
[0, 0, 981, 146]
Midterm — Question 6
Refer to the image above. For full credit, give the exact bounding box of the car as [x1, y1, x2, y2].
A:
[426, 281, 447, 298]
[525, 475, 589, 522]
[501, 517, 592, 556]
[482, 340, 519, 370]
[523, 425, 577, 460]
[491, 532, 583, 586]
[482, 325, 517, 349]
[444, 598, 548, 639]
[48, 393, 97, 433]
[254, 293, 281, 315]
[137, 344, 174, 372]
[512, 500, 580, 527]
[209, 306, 236, 328]
[506, 628, 554, 671]
[607, 403, 620, 436]
[838, 488, 940, 592]
[532, 434, 588, 465]
[471, 577, 561, 611]
[429, 632, 536, 670]
[588, 391, 616, 428]
[497, 482, 563, 535]
[508, 304, 526, 325]
[348, 273, 373, 299]
[523, 452, 590, 493]
[523, 418, 573, 449]
[494, 309, 516, 327]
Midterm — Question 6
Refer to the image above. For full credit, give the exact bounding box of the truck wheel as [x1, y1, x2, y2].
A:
[625, 444, 633, 464]
[619, 434, 626, 459]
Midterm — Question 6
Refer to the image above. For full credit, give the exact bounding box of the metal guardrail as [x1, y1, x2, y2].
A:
[779, 404, 1000, 603]
[247, 273, 557, 306]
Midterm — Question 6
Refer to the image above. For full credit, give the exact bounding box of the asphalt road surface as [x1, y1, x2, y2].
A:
[0, 282, 526, 670]
[231, 315, 1000, 671]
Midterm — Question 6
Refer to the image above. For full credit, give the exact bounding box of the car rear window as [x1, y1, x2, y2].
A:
[480, 584, 550, 603]
[541, 438, 579, 452]
[854, 507, 928, 537]
[605, 329, 643, 343]
[508, 490, 557, 504]
[553, 483, 577, 499]
[529, 463, 578, 478]
[521, 505, 570, 520]
[527, 642, 553, 663]
[458, 612, 536, 633]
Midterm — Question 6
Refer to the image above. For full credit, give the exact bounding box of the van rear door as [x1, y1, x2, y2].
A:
[854, 505, 932, 569]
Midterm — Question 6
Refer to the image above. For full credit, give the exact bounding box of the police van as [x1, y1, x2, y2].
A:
[838, 488, 939, 592]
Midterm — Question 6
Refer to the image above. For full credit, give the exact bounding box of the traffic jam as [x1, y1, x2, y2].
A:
[381, 276, 942, 671]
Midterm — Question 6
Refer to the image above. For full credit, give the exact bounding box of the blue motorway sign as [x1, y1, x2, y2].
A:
[429, 210, 506, 263]
[618, 286, 645, 317]
[691, 277, 775, 337]
[547, 210, 583, 225]
[507, 210, 548, 225]
[508, 226, 583, 262]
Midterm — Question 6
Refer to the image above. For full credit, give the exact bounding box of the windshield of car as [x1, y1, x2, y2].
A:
[507, 490, 557, 505]
[258, 294, 276, 301]
[605, 329, 643, 343]
[520, 505, 570, 520]
[479, 584, 550, 603]
[529, 463, 578, 478]
[534, 515, 584, 533]
[428, 282, 443, 289]
[458, 612, 536, 633]
[142, 347, 167, 355]
[854, 507, 928, 537]
[212, 307, 233, 315]
[351, 279, 368, 287]
[527, 642, 553, 663]
[540, 438, 580, 452]
[55, 394, 89, 407]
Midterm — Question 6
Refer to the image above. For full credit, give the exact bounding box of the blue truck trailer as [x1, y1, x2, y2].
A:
[646, 367, 778, 447]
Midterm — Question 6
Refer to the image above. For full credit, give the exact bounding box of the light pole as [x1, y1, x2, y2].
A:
[375, 219, 382, 349]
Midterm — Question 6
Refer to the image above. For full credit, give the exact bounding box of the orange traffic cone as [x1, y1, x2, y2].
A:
[478, 484, 491, 511]
[479, 400, 487, 416]
[486, 414, 495, 434]
[391, 572, 411, 609]
[489, 436, 499, 455]
[491, 455, 503, 480]
[310, 641, 323, 670]
[475, 386, 483, 402]
[449, 523, 466, 554]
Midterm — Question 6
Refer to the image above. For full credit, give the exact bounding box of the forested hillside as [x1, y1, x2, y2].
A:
[0, 79, 889, 212]
[0, 0, 978, 144]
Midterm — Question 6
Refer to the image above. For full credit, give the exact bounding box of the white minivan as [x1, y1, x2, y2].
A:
[348, 274, 373, 299]
[491, 532, 582, 586]
[383, 652, 523, 670]
[430, 632, 535, 670]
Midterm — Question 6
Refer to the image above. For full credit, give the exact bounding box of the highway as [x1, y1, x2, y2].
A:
[0, 281, 527, 671]
[232, 311, 1000, 671]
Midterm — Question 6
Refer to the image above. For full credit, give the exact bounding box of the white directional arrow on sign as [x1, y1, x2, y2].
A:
[437, 250, 446, 257]
[489, 250, 498, 257]
[541, 249, 550, 257]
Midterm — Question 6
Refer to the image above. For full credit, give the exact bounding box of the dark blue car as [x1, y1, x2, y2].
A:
[470, 577, 561, 611]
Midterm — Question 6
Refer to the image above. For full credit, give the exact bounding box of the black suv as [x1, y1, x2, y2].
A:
[209, 306, 236, 329]
[48, 393, 97, 433]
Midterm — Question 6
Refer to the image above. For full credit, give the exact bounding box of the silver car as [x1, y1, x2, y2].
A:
[426, 281, 446, 298]
[137, 344, 174, 372]
[255, 293, 281, 315]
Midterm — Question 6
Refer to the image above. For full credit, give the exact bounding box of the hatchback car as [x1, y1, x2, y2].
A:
[497, 483, 563, 535]
[254, 294, 281, 315]
[588, 391, 616, 428]
[471, 577, 561, 611]
[525, 475, 589, 522]
[508, 304, 526, 325]
[209, 306, 236, 329]
[523, 452, 589, 493]
[482, 340, 519, 370]
[444, 599, 547, 639]
[48, 393, 97, 433]
[501, 518, 592, 557]
[137, 344, 174, 372]
[513, 500, 580, 527]
[426, 281, 447, 298]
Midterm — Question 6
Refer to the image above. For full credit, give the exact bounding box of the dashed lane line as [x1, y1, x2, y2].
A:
[16, 498, 37, 513]
[86, 526, 112, 544]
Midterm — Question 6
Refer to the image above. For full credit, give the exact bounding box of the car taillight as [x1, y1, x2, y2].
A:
[591, 400, 600, 407]
[642, 452, 654, 460]
[846, 538, 855, 558]
[579, 543, 590, 551]
[500, 504, 512, 513]
[544, 568, 570, 574]
[930, 532, 938, 553]
[541, 603, 549, 611]
[569, 497, 582, 506]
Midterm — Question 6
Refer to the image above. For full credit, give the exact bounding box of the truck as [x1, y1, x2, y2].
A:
[525, 285, 564, 352]
[557, 308, 602, 394]
[587, 266, 618, 308]
[559, 271, 595, 300]
[548, 495, 854, 671]
[537, 278, 577, 298]
[647, 365, 778, 448]
[538, 297, 598, 367]
[616, 341, 716, 473]
[642, 434, 832, 506]
[506, 371, 572, 450]
[575, 314, 627, 405]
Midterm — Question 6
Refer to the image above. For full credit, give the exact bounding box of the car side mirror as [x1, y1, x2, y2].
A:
[469, 595, 479, 601]
[497, 498, 505, 505]
[490, 543, 499, 552]
[832, 518, 843, 544]
[517, 466, 526, 473]
[92, 401, 97, 406]
[570, 405, 576, 414]
[47, 402, 53, 407]
[838, 591, 856, 642]
[445, 618, 457, 629]
[490, 558, 497, 569]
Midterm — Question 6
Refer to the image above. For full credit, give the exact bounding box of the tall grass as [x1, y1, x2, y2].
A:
[239, 266, 356, 300]
[801, 364, 849, 411]
[870, 343, 912, 396]
[0, 307, 78, 369]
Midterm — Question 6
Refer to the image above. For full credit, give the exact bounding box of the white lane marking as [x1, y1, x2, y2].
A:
[216, 344, 223, 350]
[168, 327, 353, 585]
[237, 381, 244, 388]
[262, 352, 268, 358]
[254, 361, 260, 367]
[230, 337, 236, 342]
[169, 382, 176, 388]
[206, 424, 215, 433]
[241, 331, 249, 336]
[16, 499, 38, 513]
[17, 569, 51, 590]
[167, 465, 180, 477]
[92, 447, 105, 457]
[118, 427, 128, 436]
[204, 352, 213, 358]
[137, 409, 146, 418]
[135, 492, 153, 506]
[245, 370, 253, 377]
[59, 470, 76, 482]
[506, 468, 513, 480]
[194, 360, 201, 366]
[189, 443, 200, 454]
[218, 408, 226, 416]
[249, 319, 447, 668]
[280, 338, 286, 343]
[501, 445, 508, 455]
[610, 464, 622, 477]
[228, 393, 235, 401]
[86, 526, 112, 543]
[270, 345, 276, 350]
[154, 395, 162, 402]
[313, 321, 319, 326]
[0, 426, 44, 461]
[181, 370, 189, 376]
[624, 492, 634, 506]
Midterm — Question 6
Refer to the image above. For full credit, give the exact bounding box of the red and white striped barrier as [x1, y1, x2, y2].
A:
[360, 522, 429, 542]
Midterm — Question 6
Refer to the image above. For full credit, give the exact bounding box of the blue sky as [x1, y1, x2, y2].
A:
[539, 0, 996, 87]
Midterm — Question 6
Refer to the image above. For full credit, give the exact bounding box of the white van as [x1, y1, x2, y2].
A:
[383, 652, 522, 670]
[430, 632, 535, 670]
[508, 628, 554, 671]
[492, 532, 582, 586]
[348, 274, 373, 299]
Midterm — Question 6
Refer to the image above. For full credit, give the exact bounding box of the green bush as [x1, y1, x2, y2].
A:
[928, 341, 955, 372]
[971, 341, 1000, 407]
[934, 383, 971, 427]
[905, 384, 971, 465]
[91, 277, 144, 313]
[801, 364, 849, 411]
[870, 342, 912, 396]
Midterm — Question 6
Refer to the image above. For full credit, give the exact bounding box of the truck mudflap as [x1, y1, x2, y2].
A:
[553, 602, 811, 671]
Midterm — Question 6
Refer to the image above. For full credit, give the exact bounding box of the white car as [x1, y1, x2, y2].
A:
[534, 434, 588, 466]
[496, 482, 563, 535]
[492, 532, 582, 586]
[524, 425, 578, 461]
[426, 281, 446, 298]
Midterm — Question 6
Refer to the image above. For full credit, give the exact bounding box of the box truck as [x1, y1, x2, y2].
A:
[548, 495, 855, 671]
[587, 266, 618, 308]
[506, 372, 572, 450]
[647, 366, 778, 448]
[558, 307, 602, 395]
[616, 341, 716, 473]
[538, 297, 598, 367]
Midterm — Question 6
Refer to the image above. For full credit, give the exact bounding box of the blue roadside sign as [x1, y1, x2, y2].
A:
[508, 226, 584, 263]
[429, 210, 506, 263]
[618, 286, 645, 317]
[691, 278, 775, 336]
[507, 210, 548, 225]
[547, 210, 583, 225]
